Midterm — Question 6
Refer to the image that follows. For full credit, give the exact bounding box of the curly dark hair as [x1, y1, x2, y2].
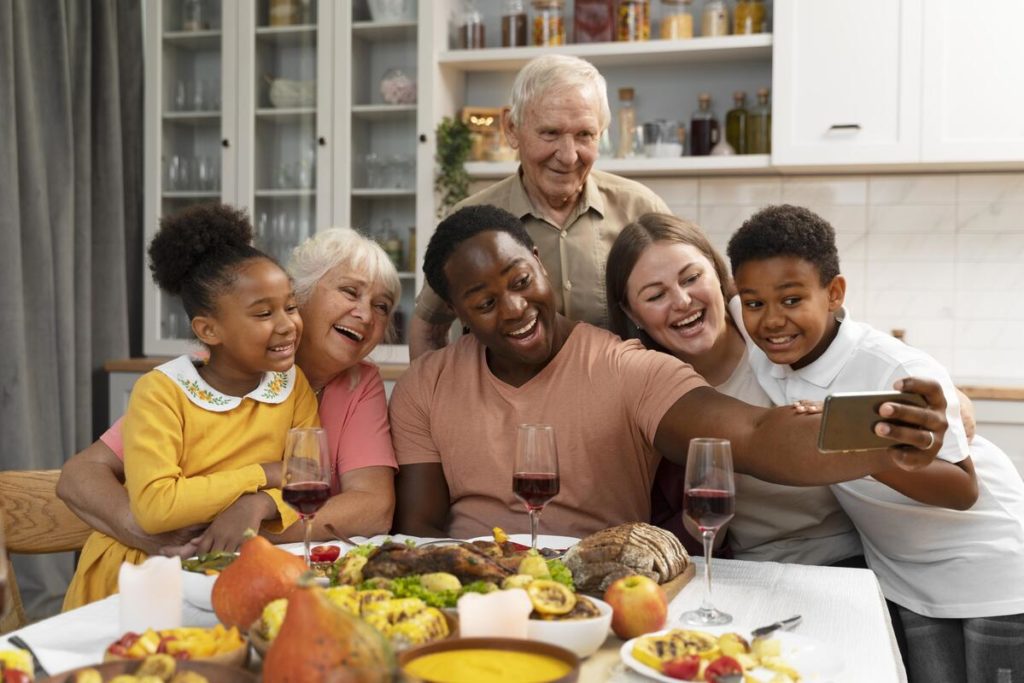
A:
[423, 204, 534, 304]
[148, 203, 268, 318]
[726, 204, 840, 285]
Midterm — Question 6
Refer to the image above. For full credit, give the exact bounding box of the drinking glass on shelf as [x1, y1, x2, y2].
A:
[281, 427, 331, 566]
[679, 438, 735, 626]
[512, 424, 560, 552]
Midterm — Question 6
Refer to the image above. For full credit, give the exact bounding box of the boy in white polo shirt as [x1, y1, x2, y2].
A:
[727, 204, 1024, 683]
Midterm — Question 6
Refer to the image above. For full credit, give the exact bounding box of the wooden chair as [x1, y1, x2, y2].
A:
[0, 469, 92, 633]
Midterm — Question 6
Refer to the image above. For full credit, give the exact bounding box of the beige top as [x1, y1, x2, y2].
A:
[414, 169, 670, 329]
[389, 323, 708, 539]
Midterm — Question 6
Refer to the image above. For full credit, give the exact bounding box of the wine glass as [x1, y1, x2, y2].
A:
[512, 424, 560, 552]
[679, 438, 735, 626]
[281, 427, 331, 566]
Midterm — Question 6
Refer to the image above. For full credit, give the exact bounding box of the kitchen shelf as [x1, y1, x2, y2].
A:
[255, 107, 316, 122]
[163, 30, 221, 50]
[254, 189, 317, 197]
[351, 21, 417, 42]
[351, 104, 417, 121]
[163, 111, 221, 122]
[465, 155, 774, 179]
[255, 25, 317, 47]
[438, 34, 772, 72]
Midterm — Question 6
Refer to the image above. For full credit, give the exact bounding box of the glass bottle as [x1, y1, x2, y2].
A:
[532, 0, 566, 46]
[690, 93, 718, 156]
[182, 0, 204, 31]
[733, 0, 765, 34]
[616, 88, 639, 158]
[725, 90, 748, 155]
[574, 0, 614, 43]
[617, 0, 651, 41]
[701, 0, 728, 37]
[660, 0, 694, 40]
[459, 0, 486, 49]
[502, 0, 529, 47]
[746, 87, 771, 154]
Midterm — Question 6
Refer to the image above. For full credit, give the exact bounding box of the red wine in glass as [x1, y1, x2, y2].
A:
[283, 481, 331, 517]
[684, 488, 735, 531]
[513, 473, 560, 510]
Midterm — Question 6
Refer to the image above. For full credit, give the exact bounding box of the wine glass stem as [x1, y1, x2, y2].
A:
[700, 529, 716, 614]
[302, 515, 313, 566]
[529, 508, 540, 551]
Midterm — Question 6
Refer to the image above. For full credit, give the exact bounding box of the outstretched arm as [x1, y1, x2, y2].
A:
[393, 463, 450, 537]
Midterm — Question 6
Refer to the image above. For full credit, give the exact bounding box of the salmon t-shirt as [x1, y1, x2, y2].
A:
[389, 323, 708, 539]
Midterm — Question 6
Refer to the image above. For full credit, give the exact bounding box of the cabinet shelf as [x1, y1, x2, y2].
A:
[351, 104, 417, 121]
[465, 155, 773, 179]
[256, 107, 316, 122]
[352, 21, 416, 41]
[163, 30, 222, 49]
[163, 111, 221, 123]
[255, 25, 317, 47]
[254, 189, 316, 197]
[438, 34, 772, 72]
[351, 188, 416, 197]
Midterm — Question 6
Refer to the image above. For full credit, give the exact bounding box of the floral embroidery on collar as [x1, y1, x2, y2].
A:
[155, 355, 296, 412]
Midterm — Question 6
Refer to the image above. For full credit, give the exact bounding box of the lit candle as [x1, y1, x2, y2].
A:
[457, 588, 533, 639]
[118, 556, 183, 632]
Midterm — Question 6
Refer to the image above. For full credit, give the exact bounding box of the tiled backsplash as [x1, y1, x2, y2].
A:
[635, 172, 1024, 385]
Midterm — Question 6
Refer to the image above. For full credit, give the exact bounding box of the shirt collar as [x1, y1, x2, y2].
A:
[155, 355, 296, 412]
[768, 307, 864, 387]
[510, 167, 605, 222]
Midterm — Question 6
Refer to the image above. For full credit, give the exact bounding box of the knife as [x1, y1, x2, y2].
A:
[7, 635, 49, 679]
[751, 614, 802, 639]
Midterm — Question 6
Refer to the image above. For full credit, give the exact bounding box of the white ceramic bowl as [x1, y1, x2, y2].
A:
[181, 568, 217, 611]
[526, 596, 613, 659]
[367, 0, 416, 23]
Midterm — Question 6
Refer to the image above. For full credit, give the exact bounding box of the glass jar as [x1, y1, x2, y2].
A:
[690, 92, 718, 156]
[532, 0, 566, 46]
[616, 87, 639, 158]
[574, 0, 614, 42]
[502, 0, 529, 47]
[660, 0, 693, 39]
[459, 0, 486, 49]
[617, 0, 650, 41]
[183, 0, 205, 31]
[733, 0, 765, 34]
[725, 90, 748, 154]
[746, 87, 771, 154]
[701, 0, 728, 37]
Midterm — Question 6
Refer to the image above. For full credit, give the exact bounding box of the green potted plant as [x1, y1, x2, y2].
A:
[434, 116, 472, 218]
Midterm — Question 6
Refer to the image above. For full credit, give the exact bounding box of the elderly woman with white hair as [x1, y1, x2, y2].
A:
[57, 224, 401, 555]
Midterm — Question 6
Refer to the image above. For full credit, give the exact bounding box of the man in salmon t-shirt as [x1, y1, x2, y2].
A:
[389, 205, 953, 540]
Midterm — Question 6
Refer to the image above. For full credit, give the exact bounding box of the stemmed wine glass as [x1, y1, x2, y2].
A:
[281, 427, 331, 566]
[512, 424, 560, 552]
[679, 438, 736, 626]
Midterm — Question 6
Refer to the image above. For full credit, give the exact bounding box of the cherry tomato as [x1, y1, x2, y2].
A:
[662, 654, 701, 680]
[310, 545, 341, 563]
[3, 669, 31, 683]
[107, 643, 129, 657]
[704, 655, 744, 683]
[118, 631, 140, 647]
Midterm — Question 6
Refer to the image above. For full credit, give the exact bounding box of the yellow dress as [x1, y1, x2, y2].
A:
[64, 356, 319, 609]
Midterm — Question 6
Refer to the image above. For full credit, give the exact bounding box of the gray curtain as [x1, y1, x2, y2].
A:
[0, 0, 143, 619]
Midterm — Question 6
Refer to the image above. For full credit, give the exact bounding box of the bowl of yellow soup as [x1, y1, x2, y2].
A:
[399, 637, 580, 683]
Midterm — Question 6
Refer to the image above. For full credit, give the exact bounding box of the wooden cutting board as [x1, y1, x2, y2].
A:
[661, 562, 697, 601]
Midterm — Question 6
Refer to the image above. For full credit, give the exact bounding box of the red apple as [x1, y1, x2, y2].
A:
[603, 574, 668, 639]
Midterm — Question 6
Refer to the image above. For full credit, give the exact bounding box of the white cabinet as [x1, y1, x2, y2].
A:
[771, 0, 922, 168]
[921, 0, 1024, 164]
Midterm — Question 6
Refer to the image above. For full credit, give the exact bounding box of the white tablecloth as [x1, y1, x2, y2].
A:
[0, 547, 905, 682]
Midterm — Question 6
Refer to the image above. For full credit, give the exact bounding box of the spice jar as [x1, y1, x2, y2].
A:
[660, 0, 693, 39]
[733, 0, 765, 34]
[701, 0, 728, 36]
[616, 87, 639, 158]
[573, 0, 614, 43]
[616, 0, 650, 41]
[502, 0, 529, 47]
[459, 0, 486, 49]
[532, 0, 566, 46]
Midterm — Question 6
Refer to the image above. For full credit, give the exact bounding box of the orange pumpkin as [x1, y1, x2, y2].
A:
[211, 530, 306, 629]
[262, 580, 393, 683]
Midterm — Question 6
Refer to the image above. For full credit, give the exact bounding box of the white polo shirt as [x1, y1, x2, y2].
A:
[736, 302, 1024, 618]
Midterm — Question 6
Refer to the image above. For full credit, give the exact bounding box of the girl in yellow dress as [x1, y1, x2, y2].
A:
[64, 204, 319, 608]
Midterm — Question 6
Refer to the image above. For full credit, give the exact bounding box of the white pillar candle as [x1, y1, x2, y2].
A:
[118, 556, 183, 633]
[457, 588, 533, 639]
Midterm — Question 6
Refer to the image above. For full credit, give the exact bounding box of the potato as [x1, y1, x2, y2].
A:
[501, 574, 535, 590]
[718, 632, 752, 656]
[517, 552, 551, 579]
[752, 636, 782, 660]
[419, 572, 462, 592]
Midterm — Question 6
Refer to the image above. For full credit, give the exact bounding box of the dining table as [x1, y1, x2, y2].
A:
[0, 536, 906, 682]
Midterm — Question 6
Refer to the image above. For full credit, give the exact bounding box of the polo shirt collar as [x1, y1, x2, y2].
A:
[769, 308, 865, 388]
[155, 355, 296, 412]
[510, 167, 605, 222]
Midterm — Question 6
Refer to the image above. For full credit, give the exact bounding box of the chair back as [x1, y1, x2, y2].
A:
[0, 469, 92, 633]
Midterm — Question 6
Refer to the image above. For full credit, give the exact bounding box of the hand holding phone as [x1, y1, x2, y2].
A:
[818, 391, 929, 453]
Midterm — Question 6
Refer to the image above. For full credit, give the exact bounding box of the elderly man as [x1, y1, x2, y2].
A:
[409, 54, 669, 359]
[390, 205, 950, 539]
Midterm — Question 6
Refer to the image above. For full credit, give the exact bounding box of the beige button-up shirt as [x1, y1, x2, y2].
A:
[415, 169, 670, 329]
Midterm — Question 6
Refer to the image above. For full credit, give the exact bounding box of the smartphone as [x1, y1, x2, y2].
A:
[818, 391, 928, 453]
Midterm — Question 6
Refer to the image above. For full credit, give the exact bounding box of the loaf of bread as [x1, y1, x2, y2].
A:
[563, 522, 691, 593]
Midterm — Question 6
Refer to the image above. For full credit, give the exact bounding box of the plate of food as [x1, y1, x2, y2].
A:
[181, 551, 237, 611]
[620, 627, 844, 682]
[39, 655, 256, 683]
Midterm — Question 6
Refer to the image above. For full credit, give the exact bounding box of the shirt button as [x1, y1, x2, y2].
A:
[564, 280, 573, 291]
[559, 231, 567, 239]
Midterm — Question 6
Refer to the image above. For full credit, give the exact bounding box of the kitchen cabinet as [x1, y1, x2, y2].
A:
[920, 0, 1024, 164]
[143, 0, 429, 362]
[770, 0, 922, 168]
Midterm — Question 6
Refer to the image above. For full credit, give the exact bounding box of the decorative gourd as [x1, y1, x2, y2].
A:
[211, 530, 306, 629]
[263, 577, 394, 683]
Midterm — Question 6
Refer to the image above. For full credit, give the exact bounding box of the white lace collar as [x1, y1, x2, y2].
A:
[155, 355, 296, 412]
